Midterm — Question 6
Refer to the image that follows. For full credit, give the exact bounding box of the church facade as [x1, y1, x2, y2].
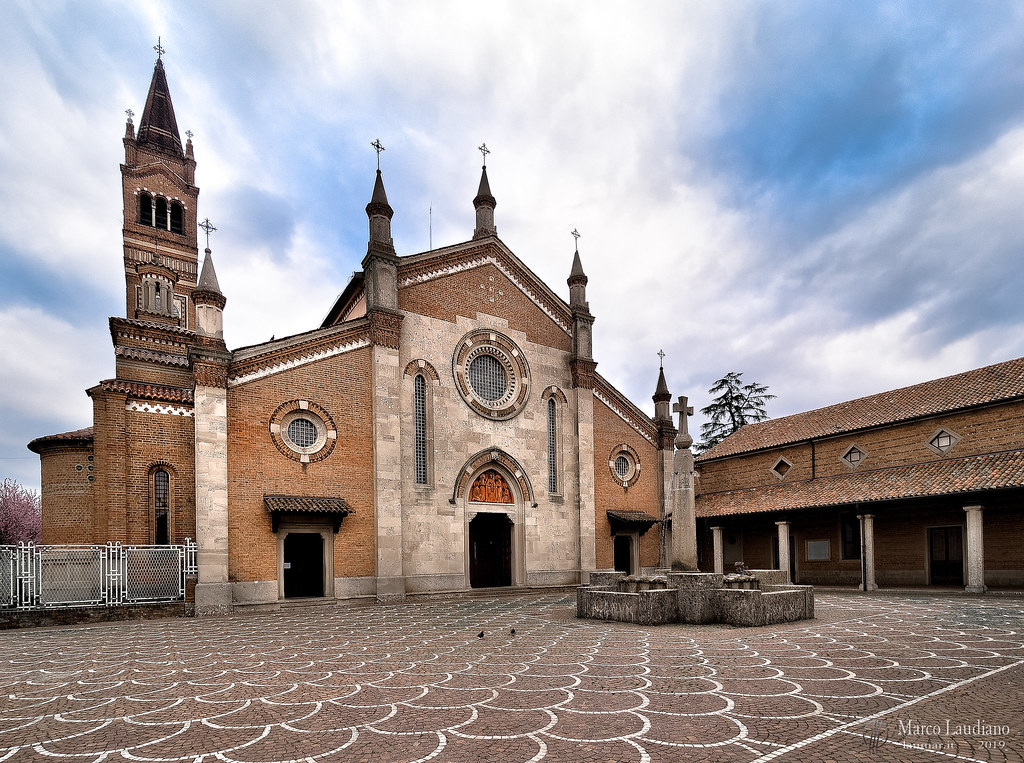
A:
[29, 56, 690, 613]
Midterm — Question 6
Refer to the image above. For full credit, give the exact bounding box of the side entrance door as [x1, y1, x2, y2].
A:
[283, 532, 325, 598]
[929, 526, 964, 586]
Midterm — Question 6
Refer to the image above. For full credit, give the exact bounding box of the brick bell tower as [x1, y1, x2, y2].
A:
[121, 42, 200, 328]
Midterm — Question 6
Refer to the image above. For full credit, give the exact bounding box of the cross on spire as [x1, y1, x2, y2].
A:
[185, 130, 194, 141]
[154, 36, 165, 60]
[478, 142, 490, 167]
[658, 349, 666, 369]
[125, 108, 134, 124]
[570, 228, 580, 251]
[371, 139, 385, 170]
[198, 217, 217, 249]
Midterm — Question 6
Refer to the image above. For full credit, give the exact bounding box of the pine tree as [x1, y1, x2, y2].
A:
[697, 372, 775, 453]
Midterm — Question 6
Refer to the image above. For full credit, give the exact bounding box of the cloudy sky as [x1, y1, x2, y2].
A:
[3, 1, 1024, 491]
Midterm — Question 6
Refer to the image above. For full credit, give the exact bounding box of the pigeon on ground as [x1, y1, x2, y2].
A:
[510, 628, 516, 636]
[477, 631, 484, 638]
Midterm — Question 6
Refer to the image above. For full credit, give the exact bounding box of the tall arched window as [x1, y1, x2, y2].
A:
[155, 197, 168, 230]
[547, 398, 557, 493]
[153, 469, 170, 545]
[170, 201, 184, 234]
[415, 374, 427, 484]
[139, 193, 153, 226]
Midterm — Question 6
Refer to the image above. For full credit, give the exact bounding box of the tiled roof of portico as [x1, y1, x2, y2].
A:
[696, 448, 1024, 517]
[699, 356, 1024, 460]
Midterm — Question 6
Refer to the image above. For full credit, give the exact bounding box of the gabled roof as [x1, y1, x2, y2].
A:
[700, 356, 1024, 461]
[28, 427, 94, 453]
[697, 448, 1024, 517]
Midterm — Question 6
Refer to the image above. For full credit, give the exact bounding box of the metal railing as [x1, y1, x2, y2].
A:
[0, 539, 197, 611]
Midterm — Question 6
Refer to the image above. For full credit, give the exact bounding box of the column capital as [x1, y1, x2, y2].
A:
[775, 520, 791, 527]
[710, 525, 723, 531]
[963, 504, 983, 513]
[856, 513, 874, 520]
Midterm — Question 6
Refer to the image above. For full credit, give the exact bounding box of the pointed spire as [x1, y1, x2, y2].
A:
[197, 249, 223, 295]
[569, 249, 587, 284]
[654, 366, 671, 403]
[369, 169, 392, 213]
[473, 165, 497, 239]
[137, 58, 183, 155]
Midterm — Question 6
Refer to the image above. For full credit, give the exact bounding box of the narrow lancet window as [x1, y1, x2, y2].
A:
[547, 398, 557, 492]
[155, 197, 168, 229]
[170, 201, 184, 234]
[139, 193, 153, 226]
[154, 469, 170, 545]
[414, 374, 427, 484]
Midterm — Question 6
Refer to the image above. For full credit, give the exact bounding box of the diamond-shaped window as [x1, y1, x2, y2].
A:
[928, 428, 960, 454]
[771, 458, 792, 480]
[841, 445, 866, 468]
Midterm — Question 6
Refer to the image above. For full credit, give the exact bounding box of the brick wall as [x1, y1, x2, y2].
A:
[593, 401, 662, 571]
[39, 446, 95, 544]
[226, 346, 376, 584]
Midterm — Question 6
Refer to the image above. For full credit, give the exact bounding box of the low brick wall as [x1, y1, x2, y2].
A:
[1, 602, 187, 630]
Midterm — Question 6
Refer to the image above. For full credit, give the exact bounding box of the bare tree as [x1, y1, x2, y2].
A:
[0, 478, 42, 544]
[697, 372, 775, 453]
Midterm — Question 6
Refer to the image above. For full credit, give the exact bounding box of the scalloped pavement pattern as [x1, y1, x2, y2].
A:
[1, 593, 1022, 762]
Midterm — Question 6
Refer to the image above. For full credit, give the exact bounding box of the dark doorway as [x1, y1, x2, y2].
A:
[929, 526, 964, 585]
[614, 535, 633, 574]
[283, 532, 324, 598]
[469, 513, 512, 588]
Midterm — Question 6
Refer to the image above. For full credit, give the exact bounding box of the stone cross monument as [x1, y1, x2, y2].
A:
[670, 395, 698, 570]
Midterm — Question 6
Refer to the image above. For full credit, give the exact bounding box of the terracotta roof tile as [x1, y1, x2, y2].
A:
[700, 356, 1024, 460]
[93, 380, 194, 403]
[606, 510, 660, 525]
[264, 496, 352, 514]
[27, 427, 94, 453]
[696, 449, 1024, 517]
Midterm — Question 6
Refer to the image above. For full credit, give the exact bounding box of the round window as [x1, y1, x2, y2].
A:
[608, 445, 641, 487]
[468, 354, 508, 401]
[614, 455, 630, 479]
[287, 417, 318, 449]
[270, 400, 337, 463]
[453, 330, 531, 420]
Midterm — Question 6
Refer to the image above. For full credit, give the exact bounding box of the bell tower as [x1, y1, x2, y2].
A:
[121, 40, 200, 329]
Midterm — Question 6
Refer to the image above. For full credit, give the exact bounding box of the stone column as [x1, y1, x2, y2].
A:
[775, 521, 791, 583]
[963, 505, 986, 594]
[669, 397, 698, 571]
[711, 526, 724, 574]
[857, 514, 877, 591]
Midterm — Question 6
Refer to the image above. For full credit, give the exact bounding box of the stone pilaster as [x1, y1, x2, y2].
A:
[711, 526, 724, 574]
[963, 505, 986, 594]
[575, 387, 596, 583]
[192, 351, 231, 615]
[857, 514, 877, 591]
[373, 342, 405, 601]
[776, 520, 792, 583]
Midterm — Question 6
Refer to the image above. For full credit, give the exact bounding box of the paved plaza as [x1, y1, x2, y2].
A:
[0, 592, 1022, 762]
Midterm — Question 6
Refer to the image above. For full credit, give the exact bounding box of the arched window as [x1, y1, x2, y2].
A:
[153, 469, 170, 545]
[139, 193, 153, 226]
[414, 374, 427, 484]
[155, 197, 168, 230]
[170, 201, 184, 234]
[547, 398, 557, 493]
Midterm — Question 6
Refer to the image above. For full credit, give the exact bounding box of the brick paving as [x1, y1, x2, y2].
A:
[0, 592, 1022, 762]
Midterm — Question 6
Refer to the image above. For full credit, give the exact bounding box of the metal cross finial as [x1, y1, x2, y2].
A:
[125, 109, 134, 124]
[371, 139, 385, 170]
[185, 130, 194, 141]
[478, 143, 490, 167]
[658, 349, 666, 369]
[198, 218, 217, 249]
[154, 36, 165, 60]
[570, 229, 580, 251]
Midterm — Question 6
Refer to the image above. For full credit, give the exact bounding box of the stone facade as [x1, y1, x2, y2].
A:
[29, 56, 680, 610]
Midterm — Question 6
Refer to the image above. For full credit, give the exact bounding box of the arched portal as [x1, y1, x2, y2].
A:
[460, 454, 527, 588]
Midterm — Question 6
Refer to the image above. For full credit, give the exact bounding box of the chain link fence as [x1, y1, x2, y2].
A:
[0, 540, 197, 610]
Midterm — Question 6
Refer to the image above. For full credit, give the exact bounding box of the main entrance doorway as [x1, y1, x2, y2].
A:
[469, 513, 512, 588]
[283, 532, 325, 598]
[929, 526, 964, 586]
